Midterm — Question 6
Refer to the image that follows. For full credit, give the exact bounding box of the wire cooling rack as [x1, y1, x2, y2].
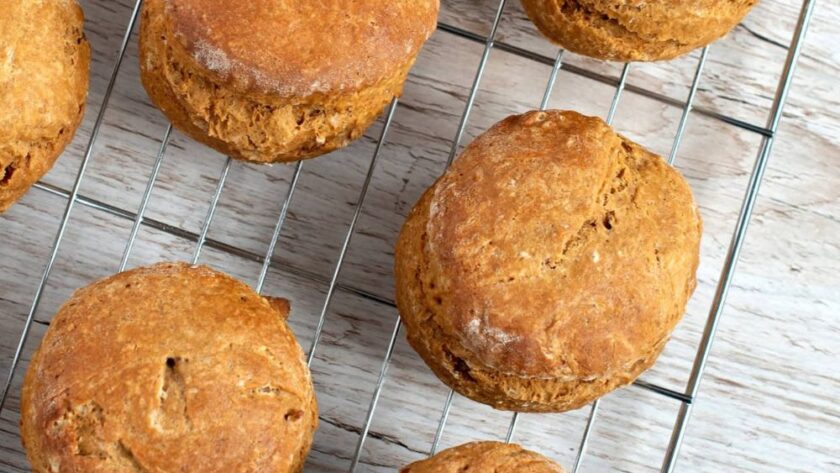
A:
[0, 0, 817, 471]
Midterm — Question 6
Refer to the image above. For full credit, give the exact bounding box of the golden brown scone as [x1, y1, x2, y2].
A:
[139, 0, 439, 163]
[395, 110, 702, 412]
[21, 262, 318, 473]
[520, 0, 758, 61]
[0, 0, 90, 212]
[401, 441, 566, 472]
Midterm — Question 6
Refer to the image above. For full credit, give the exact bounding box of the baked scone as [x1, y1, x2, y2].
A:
[21, 262, 317, 473]
[139, 0, 439, 163]
[520, 0, 758, 61]
[0, 0, 90, 212]
[395, 110, 702, 412]
[401, 441, 566, 472]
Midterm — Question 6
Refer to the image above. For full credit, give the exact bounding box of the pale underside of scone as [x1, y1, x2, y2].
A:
[401, 441, 567, 472]
[139, 0, 439, 164]
[520, 0, 758, 61]
[0, 0, 90, 213]
[395, 110, 702, 412]
[20, 262, 317, 473]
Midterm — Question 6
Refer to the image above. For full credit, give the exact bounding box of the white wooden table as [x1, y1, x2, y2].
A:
[0, 1, 837, 472]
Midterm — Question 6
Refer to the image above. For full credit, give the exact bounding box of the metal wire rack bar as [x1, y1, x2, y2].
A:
[191, 157, 232, 264]
[660, 1, 816, 470]
[29, 181, 397, 307]
[0, 0, 815, 472]
[668, 47, 710, 165]
[307, 98, 399, 366]
[255, 161, 304, 295]
[118, 124, 173, 272]
[436, 22, 776, 139]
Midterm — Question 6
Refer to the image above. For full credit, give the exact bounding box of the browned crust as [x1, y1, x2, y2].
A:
[395, 110, 702, 412]
[21, 262, 317, 473]
[0, 0, 90, 213]
[400, 441, 566, 472]
[139, 0, 439, 163]
[520, 0, 758, 61]
[161, 0, 439, 97]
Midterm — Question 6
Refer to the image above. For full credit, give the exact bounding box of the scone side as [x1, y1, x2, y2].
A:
[20, 339, 49, 473]
[140, 0, 417, 163]
[0, 1, 90, 213]
[520, 0, 756, 61]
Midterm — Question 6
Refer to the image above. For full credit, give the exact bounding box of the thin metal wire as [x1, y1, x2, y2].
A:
[539, 51, 565, 110]
[0, 0, 144, 412]
[355, 1, 509, 467]
[668, 46, 711, 165]
[660, 2, 816, 471]
[445, 0, 508, 167]
[633, 379, 692, 404]
[119, 124, 173, 271]
[191, 157, 233, 264]
[429, 390, 455, 456]
[255, 161, 304, 294]
[606, 64, 631, 125]
[307, 98, 399, 366]
[349, 318, 402, 472]
[429, 393, 455, 454]
[504, 412, 520, 443]
[572, 401, 600, 473]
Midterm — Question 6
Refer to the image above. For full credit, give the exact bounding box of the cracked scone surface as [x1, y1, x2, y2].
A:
[520, 0, 758, 61]
[21, 262, 317, 473]
[401, 441, 566, 472]
[139, 0, 438, 163]
[0, 0, 90, 212]
[395, 110, 702, 412]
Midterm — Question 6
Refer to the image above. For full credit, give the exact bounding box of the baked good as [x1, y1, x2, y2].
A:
[395, 110, 701, 412]
[139, 0, 439, 163]
[520, 0, 758, 61]
[21, 262, 317, 472]
[0, 0, 90, 213]
[401, 441, 566, 472]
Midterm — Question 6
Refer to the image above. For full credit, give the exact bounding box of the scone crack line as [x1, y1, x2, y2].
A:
[152, 355, 191, 432]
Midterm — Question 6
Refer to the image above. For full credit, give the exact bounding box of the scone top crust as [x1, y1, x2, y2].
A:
[401, 441, 566, 472]
[409, 110, 701, 380]
[0, 0, 90, 212]
[21, 262, 317, 473]
[160, 0, 439, 97]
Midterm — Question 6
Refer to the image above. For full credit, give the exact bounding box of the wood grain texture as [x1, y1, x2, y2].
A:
[0, 0, 837, 472]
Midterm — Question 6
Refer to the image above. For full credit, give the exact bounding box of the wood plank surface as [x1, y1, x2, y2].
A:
[0, 0, 837, 472]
